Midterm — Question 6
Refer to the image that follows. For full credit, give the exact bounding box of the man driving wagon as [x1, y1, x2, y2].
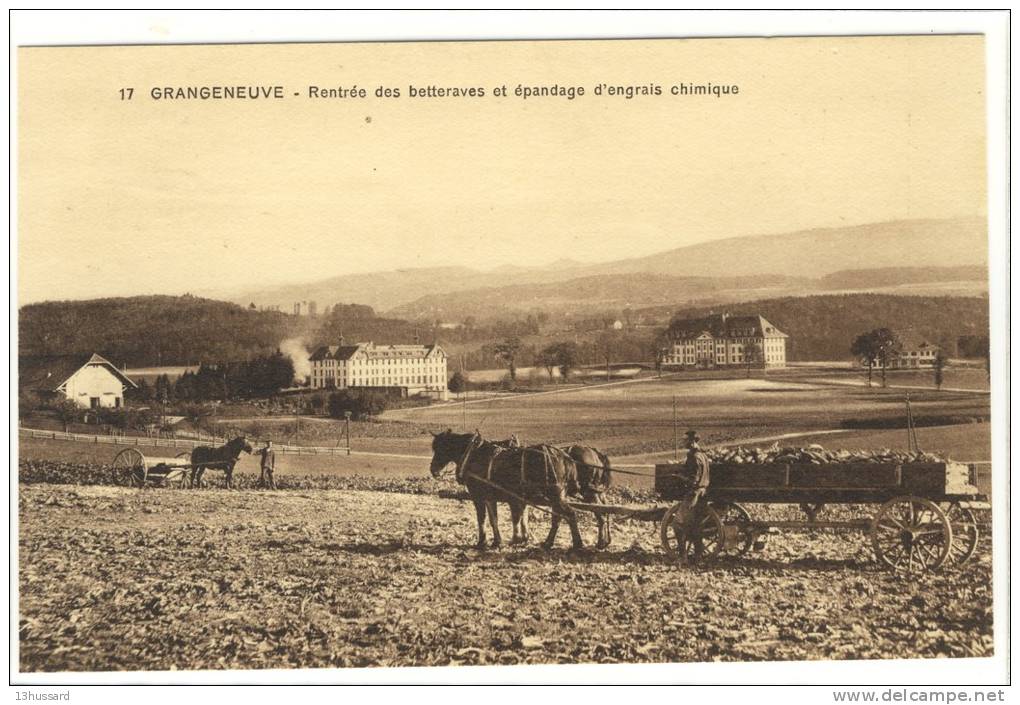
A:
[675, 429, 711, 566]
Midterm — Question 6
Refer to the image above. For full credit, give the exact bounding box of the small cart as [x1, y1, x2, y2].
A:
[111, 448, 194, 488]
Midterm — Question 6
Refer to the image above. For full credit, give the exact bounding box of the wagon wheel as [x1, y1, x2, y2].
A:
[710, 502, 754, 556]
[174, 451, 193, 489]
[870, 496, 952, 574]
[112, 447, 146, 487]
[163, 468, 189, 489]
[941, 502, 979, 568]
[659, 502, 725, 562]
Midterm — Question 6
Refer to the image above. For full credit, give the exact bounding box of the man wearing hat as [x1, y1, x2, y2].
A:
[676, 430, 711, 565]
[258, 439, 277, 490]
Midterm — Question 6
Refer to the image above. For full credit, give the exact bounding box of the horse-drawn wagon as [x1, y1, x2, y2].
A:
[111, 436, 252, 488]
[649, 456, 988, 574]
[430, 430, 988, 575]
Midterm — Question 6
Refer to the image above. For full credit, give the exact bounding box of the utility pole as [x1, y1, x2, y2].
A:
[672, 394, 679, 462]
[905, 394, 919, 453]
[344, 410, 352, 455]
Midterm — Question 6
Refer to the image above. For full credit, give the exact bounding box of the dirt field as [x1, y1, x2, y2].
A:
[19, 483, 993, 672]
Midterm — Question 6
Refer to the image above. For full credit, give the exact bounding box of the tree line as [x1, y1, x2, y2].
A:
[128, 352, 295, 403]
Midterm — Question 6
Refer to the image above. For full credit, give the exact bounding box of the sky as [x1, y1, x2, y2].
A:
[17, 35, 987, 303]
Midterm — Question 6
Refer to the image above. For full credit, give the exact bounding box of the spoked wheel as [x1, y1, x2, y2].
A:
[710, 502, 754, 556]
[112, 448, 146, 487]
[941, 502, 979, 568]
[174, 451, 192, 489]
[659, 502, 725, 562]
[165, 469, 190, 489]
[871, 496, 953, 573]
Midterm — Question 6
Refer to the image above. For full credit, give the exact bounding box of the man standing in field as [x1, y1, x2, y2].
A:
[258, 439, 276, 490]
[676, 430, 711, 566]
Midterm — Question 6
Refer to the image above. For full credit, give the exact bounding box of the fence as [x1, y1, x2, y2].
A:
[18, 428, 352, 456]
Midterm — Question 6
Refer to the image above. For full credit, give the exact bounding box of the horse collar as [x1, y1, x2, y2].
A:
[455, 433, 481, 483]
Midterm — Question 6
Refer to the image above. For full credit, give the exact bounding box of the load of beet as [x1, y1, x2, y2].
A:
[705, 443, 948, 465]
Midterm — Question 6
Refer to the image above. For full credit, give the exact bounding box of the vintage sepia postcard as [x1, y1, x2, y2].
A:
[11, 13, 1009, 689]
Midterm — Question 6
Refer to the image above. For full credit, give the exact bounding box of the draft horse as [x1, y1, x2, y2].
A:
[430, 430, 590, 550]
[190, 436, 253, 489]
[507, 444, 613, 549]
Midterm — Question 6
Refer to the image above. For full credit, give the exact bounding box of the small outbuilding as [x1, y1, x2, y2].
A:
[20, 353, 137, 409]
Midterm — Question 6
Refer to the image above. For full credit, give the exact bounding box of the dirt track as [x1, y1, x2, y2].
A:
[19, 484, 993, 672]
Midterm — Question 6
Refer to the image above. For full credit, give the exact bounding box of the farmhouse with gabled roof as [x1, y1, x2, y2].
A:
[19, 353, 137, 409]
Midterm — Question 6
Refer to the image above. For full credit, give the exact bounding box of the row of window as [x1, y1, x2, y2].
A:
[311, 373, 443, 388]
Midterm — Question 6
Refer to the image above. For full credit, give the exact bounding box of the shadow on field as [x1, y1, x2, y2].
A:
[314, 539, 878, 572]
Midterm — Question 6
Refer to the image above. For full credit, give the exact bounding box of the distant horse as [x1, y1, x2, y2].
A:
[430, 430, 585, 550]
[190, 436, 252, 489]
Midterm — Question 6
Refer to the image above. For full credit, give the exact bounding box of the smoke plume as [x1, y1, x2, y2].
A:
[280, 338, 312, 382]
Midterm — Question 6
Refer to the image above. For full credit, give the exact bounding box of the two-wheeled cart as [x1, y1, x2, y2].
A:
[111, 448, 195, 488]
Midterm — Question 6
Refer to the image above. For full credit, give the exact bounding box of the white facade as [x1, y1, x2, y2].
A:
[309, 341, 449, 400]
[885, 339, 940, 369]
[664, 314, 788, 369]
[56, 354, 137, 408]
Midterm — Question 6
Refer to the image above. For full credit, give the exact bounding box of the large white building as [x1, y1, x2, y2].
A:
[21, 353, 137, 409]
[308, 340, 449, 400]
[664, 313, 788, 369]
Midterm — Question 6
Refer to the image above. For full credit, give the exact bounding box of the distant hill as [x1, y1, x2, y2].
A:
[18, 296, 456, 369]
[390, 264, 988, 323]
[228, 217, 987, 314]
[389, 273, 816, 321]
[18, 296, 305, 367]
[227, 265, 576, 314]
[665, 294, 989, 361]
[820, 265, 987, 290]
[18, 291, 990, 371]
[579, 217, 987, 279]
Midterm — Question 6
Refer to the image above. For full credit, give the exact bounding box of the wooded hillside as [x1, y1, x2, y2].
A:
[666, 294, 989, 360]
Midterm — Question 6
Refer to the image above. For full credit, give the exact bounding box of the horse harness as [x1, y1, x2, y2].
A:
[455, 432, 483, 483]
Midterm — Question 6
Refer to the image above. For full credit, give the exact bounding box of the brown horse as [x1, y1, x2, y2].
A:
[511, 444, 613, 548]
[190, 436, 253, 488]
[430, 430, 585, 550]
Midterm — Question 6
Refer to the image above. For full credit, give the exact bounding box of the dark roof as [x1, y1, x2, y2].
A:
[308, 344, 362, 362]
[19, 353, 137, 392]
[308, 342, 446, 362]
[669, 313, 787, 340]
[896, 330, 939, 351]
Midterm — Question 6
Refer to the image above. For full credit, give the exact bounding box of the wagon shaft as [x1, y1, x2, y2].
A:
[565, 501, 669, 522]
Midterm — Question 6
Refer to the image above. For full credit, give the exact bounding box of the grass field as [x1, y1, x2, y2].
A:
[385, 376, 990, 456]
[802, 366, 990, 392]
